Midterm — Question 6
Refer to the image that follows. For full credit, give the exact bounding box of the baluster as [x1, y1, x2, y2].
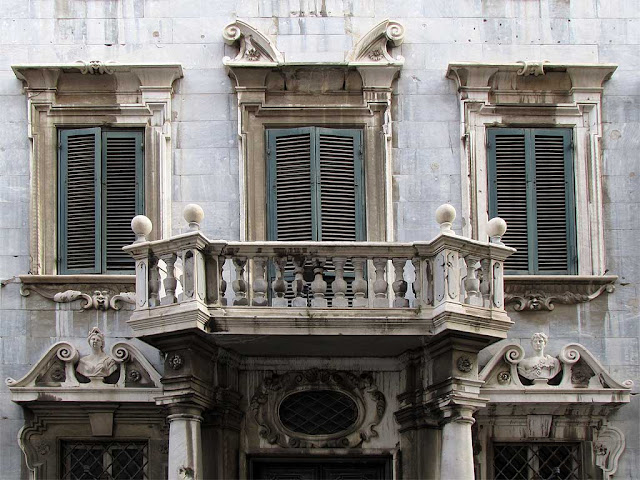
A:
[232, 257, 248, 306]
[272, 256, 288, 307]
[310, 258, 328, 307]
[331, 257, 348, 307]
[372, 258, 388, 307]
[479, 258, 491, 307]
[291, 256, 307, 307]
[251, 257, 268, 306]
[464, 255, 483, 306]
[412, 257, 421, 308]
[392, 258, 409, 308]
[352, 258, 368, 307]
[219, 256, 227, 306]
[161, 253, 178, 305]
[149, 256, 160, 307]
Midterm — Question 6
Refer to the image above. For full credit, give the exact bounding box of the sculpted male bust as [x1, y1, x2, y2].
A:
[517, 332, 561, 385]
[76, 327, 118, 384]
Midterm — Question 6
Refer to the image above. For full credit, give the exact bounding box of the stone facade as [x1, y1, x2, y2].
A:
[0, 1, 638, 479]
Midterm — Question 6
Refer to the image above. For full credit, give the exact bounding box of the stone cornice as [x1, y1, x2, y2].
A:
[504, 274, 617, 311]
[12, 62, 183, 91]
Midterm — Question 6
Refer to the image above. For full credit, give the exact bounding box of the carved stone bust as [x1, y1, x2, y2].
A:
[517, 333, 560, 384]
[76, 327, 117, 384]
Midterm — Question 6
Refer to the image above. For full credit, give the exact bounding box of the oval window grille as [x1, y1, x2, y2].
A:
[279, 390, 358, 436]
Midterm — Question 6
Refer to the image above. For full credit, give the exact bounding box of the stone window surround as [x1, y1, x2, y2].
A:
[447, 62, 616, 276]
[12, 62, 183, 276]
[223, 19, 405, 242]
[446, 62, 618, 307]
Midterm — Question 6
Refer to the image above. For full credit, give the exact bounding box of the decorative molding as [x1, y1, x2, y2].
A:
[457, 356, 473, 373]
[250, 369, 386, 448]
[479, 334, 632, 406]
[76, 60, 116, 75]
[594, 425, 625, 480]
[504, 275, 617, 311]
[516, 60, 548, 76]
[20, 283, 135, 310]
[222, 20, 284, 67]
[6, 328, 162, 403]
[345, 19, 405, 66]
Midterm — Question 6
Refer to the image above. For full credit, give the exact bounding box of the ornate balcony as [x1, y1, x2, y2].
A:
[124, 204, 515, 355]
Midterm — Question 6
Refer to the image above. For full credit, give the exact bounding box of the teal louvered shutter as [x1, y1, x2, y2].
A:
[267, 128, 315, 241]
[316, 128, 365, 241]
[267, 127, 364, 241]
[102, 131, 144, 272]
[488, 128, 576, 274]
[59, 128, 101, 274]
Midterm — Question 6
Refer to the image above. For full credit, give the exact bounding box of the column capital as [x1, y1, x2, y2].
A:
[438, 405, 477, 426]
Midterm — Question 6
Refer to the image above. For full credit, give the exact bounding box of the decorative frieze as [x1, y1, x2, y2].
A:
[20, 283, 135, 311]
[504, 275, 617, 311]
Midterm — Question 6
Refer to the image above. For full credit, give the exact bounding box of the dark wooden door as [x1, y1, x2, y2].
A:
[251, 457, 391, 480]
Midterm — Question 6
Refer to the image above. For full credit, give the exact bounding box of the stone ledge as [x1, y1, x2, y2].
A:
[504, 274, 617, 311]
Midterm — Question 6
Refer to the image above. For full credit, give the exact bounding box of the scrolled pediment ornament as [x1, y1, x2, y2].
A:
[346, 19, 405, 66]
[250, 369, 386, 448]
[222, 20, 284, 66]
[6, 328, 162, 402]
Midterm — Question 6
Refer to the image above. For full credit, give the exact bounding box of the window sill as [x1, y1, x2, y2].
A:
[19, 274, 135, 311]
[504, 274, 617, 311]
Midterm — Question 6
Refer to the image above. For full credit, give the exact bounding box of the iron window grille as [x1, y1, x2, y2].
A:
[493, 443, 581, 480]
[61, 441, 148, 480]
[279, 390, 359, 436]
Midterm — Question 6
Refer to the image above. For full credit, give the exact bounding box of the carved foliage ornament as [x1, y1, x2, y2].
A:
[504, 280, 615, 311]
[21, 284, 135, 311]
[250, 369, 386, 448]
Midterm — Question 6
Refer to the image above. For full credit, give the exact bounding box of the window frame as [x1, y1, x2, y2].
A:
[447, 62, 617, 277]
[487, 127, 577, 275]
[12, 63, 182, 276]
[57, 127, 145, 275]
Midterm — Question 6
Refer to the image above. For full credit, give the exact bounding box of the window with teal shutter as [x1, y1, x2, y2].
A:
[267, 127, 365, 242]
[59, 128, 144, 274]
[487, 128, 577, 274]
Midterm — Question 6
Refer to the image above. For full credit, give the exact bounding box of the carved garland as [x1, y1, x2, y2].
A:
[504, 279, 616, 311]
[250, 369, 386, 448]
[20, 284, 135, 310]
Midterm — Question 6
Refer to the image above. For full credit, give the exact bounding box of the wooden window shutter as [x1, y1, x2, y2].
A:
[102, 131, 144, 272]
[59, 128, 101, 274]
[315, 128, 365, 241]
[267, 127, 364, 241]
[488, 128, 576, 274]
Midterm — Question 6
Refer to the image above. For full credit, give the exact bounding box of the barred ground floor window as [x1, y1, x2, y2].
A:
[493, 443, 581, 480]
[61, 441, 149, 480]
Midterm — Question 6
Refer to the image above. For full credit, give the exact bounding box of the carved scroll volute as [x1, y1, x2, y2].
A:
[222, 20, 284, 66]
[503, 345, 525, 387]
[594, 425, 626, 480]
[346, 19, 405, 65]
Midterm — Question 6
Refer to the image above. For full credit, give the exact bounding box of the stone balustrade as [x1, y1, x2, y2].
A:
[124, 204, 513, 318]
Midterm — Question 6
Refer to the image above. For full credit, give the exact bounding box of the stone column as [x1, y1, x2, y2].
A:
[439, 406, 476, 480]
[167, 406, 204, 480]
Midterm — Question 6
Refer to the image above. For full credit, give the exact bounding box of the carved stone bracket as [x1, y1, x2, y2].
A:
[504, 275, 617, 311]
[594, 425, 626, 480]
[250, 369, 386, 448]
[20, 283, 135, 310]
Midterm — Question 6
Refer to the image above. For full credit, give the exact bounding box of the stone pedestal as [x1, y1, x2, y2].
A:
[167, 406, 204, 480]
[440, 407, 476, 480]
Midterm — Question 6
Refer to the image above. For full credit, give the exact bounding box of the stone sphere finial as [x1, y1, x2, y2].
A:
[131, 215, 152, 243]
[183, 204, 204, 231]
[435, 204, 456, 235]
[487, 217, 507, 245]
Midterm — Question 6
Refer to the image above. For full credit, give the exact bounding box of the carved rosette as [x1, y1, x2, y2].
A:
[250, 369, 386, 448]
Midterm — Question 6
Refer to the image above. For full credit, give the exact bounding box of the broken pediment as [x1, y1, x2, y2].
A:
[6, 328, 161, 403]
[479, 333, 632, 401]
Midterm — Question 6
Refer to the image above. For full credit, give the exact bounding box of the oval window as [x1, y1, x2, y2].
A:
[279, 390, 358, 436]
